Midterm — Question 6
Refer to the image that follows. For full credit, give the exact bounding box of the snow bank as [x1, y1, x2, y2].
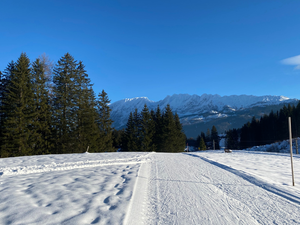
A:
[244, 137, 300, 154]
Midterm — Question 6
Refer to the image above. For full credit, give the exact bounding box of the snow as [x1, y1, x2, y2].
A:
[1, 150, 300, 224]
[193, 150, 300, 195]
[244, 138, 300, 154]
[110, 93, 297, 129]
[0, 152, 151, 225]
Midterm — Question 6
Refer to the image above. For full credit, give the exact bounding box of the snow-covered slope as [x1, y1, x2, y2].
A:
[1, 151, 300, 224]
[110, 93, 297, 129]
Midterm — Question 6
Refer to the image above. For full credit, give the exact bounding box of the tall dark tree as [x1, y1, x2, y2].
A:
[1, 53, 35, 156]
[211, 125, 220, 149]
[52, 53, 78, 153]
[1, 63, 16, 157]
[226, 128, 239, 149]
[173, 113, 186, 152]
[123, 112, 138, 151]
[206, 128, 211, 149]
[199, 137, 206, 150]
[153, 105, 163, 151]
[112, 129, 124, 149]
[140, 104, 155, 151]
[97, 90, 114, 152]
[161, 104, 176, 152]
[30, 58, 52, 155]
[74, 61, 99, 153]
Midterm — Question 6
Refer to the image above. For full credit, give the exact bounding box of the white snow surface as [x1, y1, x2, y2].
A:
[1, 151, 300, 224]
[243, 137, 300, 154]
[110, 93, 297, 128]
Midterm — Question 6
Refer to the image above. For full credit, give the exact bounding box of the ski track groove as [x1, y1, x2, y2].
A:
[0, 153, 151, 176]
[135, 153, 300, 225]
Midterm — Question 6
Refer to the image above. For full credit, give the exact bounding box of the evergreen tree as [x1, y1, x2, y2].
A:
[161, 104, 177, 152]
[211, 125, 219, 149]
[173, 113, 186, 152]
[226, 128, 239, 149]
[30, 58, 52, 155]
[199, 137, 206, 150]
[112, 129, 124, 149]
[1, 53, 35, 156]
[52, 53, 78, 153]
[97, 90, 114, 152]
[206, 128, 211, 149]
[140, 104, 155, 151]
[132, 108, 141, 150]
[153, 105, 163, 151]
[74, 62, 99, 153]
[123, 112, 138, 151]
[0, 62, 15, 157]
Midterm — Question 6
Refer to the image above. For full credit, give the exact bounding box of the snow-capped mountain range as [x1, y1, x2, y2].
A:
[110, 94, 298, 135]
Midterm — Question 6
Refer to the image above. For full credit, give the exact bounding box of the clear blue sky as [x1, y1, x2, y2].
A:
[1, 0, 300, 103]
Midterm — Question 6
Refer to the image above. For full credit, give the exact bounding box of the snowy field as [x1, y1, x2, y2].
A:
[1, 151, 300, 224]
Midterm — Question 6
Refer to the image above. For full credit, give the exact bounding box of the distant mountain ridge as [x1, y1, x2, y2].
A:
[110, 94, 298, 137]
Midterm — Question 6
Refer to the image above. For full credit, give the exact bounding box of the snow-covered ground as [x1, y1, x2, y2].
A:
[244, 137, 300, 154]
[193, 150, 300, 197]
[0, 152, 151, 224]
[1, 150, 300, 224]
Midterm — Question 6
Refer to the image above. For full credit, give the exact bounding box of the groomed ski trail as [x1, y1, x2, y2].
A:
[126, 153, 300, 225]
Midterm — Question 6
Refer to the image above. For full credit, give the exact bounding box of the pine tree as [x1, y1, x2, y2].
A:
[0, 62, 15, 157]
[52, 53, 78, 153]
[199, 137, 206, 150]
[173, 113, 186, 152]
[211, 125, 220, 149]
[112, 129, 124, 149]
[1, 53, 35, 156]
[206, 128, 211, 149]
[30, 58, 52, 155]
[123, 112, 138, 151]
[153, 105, 163, 151]
[226, 128, 239, 149]
[97, 90, 114, 152]
[140, 104, 155, 151]
[161, 104, 176, 152]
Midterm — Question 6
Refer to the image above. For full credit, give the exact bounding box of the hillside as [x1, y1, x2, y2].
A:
[110, 94, 299, 137]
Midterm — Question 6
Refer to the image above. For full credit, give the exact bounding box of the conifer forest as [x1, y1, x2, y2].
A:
[0, 53, 186, 157]
[226, 102, 300, 150]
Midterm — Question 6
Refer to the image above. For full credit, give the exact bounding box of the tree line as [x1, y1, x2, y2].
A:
[121, 104, 186, 152]
[226, 102, 300, 149]
[194, 125, 220, 150]
[0, 53, 114, 157]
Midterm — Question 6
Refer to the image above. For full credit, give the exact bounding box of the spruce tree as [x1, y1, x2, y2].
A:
[1, 53, 35, 156]
[161, 104, 176, 152]
[123, 112, 138, 151]
[140, 104, 155, 151]
[173, 113, 186, 152]
[199, 137, 206, 150]
[112, 129, 124, 149]
[97, 90, 113, 152]
[1, 63, 15, 157]
[52, 53, 78, 153]
[211, 125, 220, 149]
[74, 61, 99, 153]
[153, 105, 163, 151]
[30, 58, 52, 155]
[206, 128, 211, 149]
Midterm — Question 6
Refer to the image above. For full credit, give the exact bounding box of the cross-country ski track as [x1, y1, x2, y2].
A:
[1, 151, 300, 224]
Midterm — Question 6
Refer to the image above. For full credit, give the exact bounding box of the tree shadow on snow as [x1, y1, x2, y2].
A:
[184, 153, 300, 205]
